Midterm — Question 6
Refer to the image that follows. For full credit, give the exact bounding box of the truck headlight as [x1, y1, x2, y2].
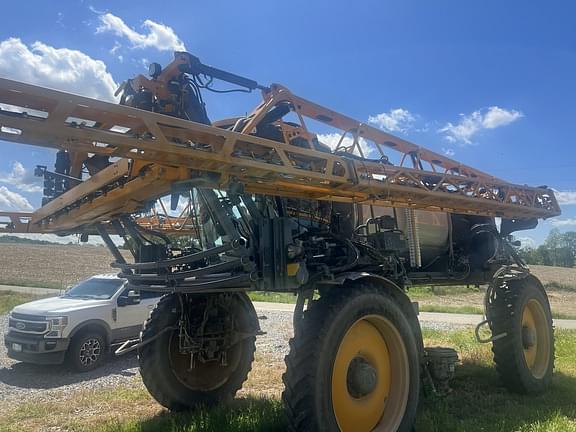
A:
[45, 316, 69, 338]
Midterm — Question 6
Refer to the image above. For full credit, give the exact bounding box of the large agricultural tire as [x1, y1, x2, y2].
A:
[138, 293, 257, 411]
[488, 275, 554, 394]
[282, 284, 420, 432]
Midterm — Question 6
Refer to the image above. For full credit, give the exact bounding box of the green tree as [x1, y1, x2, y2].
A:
[519, 230, 576, 268]
[545, 228, 563, 266]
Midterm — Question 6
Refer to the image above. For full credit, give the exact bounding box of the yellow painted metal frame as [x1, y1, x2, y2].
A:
[0, 64, 560, 233]
[0, 212, 41, 234]
[0, 211, 199, 236]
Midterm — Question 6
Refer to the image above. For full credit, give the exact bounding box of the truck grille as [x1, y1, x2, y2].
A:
[8, 314, 49, 334]
[10, 313, 46, 321]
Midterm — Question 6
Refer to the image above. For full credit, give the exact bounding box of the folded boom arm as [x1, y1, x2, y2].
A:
[0, 61, 560, 234]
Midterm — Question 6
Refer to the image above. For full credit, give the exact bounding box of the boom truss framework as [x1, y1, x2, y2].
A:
[0, 211, 200, 236]
[0, 77, 560, 234]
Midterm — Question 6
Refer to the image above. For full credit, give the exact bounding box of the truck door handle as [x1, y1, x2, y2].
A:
[147, 305, 154, 309]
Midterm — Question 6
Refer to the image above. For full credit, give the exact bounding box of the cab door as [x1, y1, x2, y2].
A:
[112, 288, 162, 342]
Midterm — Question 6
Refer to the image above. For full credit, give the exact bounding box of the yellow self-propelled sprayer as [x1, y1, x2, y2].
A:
[0, 51, 560, 431]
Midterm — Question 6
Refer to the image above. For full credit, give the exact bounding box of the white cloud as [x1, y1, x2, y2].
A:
[88, 5, 106, 15]
[156, 195, 190, 216]
[439, 106, 523, 145]
[109, 41, 123, 62]
[96, 13, 186, 52]
[0, 186, 33, 211]
[0, 233, 123, 246]
[0, 232, 75, 245]
[442, 147, 455, 157]
[368, 108, 415, 133]
[482, 106, 523, 129]
[0, 161, 42, 193]
[554, 191, 576, 205]
[550, 218, 576, 227]
[317, 133, 376, 158]
[56, 12, 64, 28]
[516, 236, 536, 248]
[0, 38, 117, 101]
[139, 58, 150, 71]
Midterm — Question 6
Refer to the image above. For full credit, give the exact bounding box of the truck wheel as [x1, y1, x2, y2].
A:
[282, 285, 420, 432]
[489, 275, 554, 394]
[67, 332, 106, 372]
[138, 293, 257, 411]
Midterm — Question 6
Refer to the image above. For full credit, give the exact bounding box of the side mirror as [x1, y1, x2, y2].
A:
[118, 290, 141, 306]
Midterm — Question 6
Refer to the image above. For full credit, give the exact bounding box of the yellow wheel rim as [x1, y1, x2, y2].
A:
[522, 299, 550, 379]
[332, 316, 410, 432]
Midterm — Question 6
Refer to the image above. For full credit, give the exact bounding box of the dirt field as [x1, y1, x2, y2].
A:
[1, 242, 576, 317]
[530, 264, 576, 287]
[0, 243, 129, 289]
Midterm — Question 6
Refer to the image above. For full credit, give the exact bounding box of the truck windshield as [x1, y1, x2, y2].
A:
[64, 278, 124, 300]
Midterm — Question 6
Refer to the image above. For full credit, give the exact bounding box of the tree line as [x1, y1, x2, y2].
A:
[518, 228, 576, 268]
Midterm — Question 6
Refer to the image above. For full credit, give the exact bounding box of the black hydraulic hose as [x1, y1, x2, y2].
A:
[126, 259, 243, 282]
[331, 237, 360, 273]
[113, 242, 237, 270]
[168, 275, 252, 292]
[193, 63, 260, 90]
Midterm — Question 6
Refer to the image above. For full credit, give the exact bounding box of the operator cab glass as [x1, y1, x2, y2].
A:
[63, 277, 125, 300]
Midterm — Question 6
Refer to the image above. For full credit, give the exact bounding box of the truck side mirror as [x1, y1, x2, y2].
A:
[118, 290, 141, 306]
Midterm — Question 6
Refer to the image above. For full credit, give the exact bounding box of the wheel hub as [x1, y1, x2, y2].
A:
[80, 338, 101, 365]
[521, 298, 551, 379]
[522, 325, 537, 349]
[347, 356, 378, 398]
[332, 316, 410, 432]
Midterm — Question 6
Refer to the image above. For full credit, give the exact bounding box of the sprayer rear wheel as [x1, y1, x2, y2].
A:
[282, 285, 420, 431]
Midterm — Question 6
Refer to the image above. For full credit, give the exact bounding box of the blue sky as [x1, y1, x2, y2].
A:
[0, 0, 575, 246]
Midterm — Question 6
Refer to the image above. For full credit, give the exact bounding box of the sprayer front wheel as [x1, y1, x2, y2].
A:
[138, 293, 258, 411]
[489, 276, 554, 394]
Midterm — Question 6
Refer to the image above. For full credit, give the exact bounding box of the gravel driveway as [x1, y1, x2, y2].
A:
[0, 314, 140, 405]
[0, 310, 296, 407]
[0, 306, 470, 408]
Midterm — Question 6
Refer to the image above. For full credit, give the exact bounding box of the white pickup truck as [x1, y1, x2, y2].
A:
[4, 274, 162, 371]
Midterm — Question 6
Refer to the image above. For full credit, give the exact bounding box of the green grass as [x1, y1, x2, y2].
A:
[419, 304, 484, 315]
[4, 279, 575, 319]
[409, 285, 576, 319]
[417, 303, 576, 320]
[0, 290, 42, 314]
[415, 328, 576, 432]
[551, 311, 576, 320]
[248, 286, 478, 305]
[89, 399, 285, 432]
[248, 291, 297, 304]
[252, 287, 576, 319]
[3, 329, 576, 432]
[408, 285, 490, 316]
[0, 278, 63, 289]
[544, 281, 576, 292]
[408, 284, 481, 300]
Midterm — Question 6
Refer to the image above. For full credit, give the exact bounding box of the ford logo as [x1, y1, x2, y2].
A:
[15, 322, 26, 330]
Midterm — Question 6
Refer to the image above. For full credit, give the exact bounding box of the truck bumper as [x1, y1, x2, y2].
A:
[4, 332, 70, 365]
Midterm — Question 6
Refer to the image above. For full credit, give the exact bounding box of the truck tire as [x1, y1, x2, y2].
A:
[489, 275, 554, 394]
[282, 284, 420, 432]
[67, 331, 106, 372]
[138, 293, 257, 411]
